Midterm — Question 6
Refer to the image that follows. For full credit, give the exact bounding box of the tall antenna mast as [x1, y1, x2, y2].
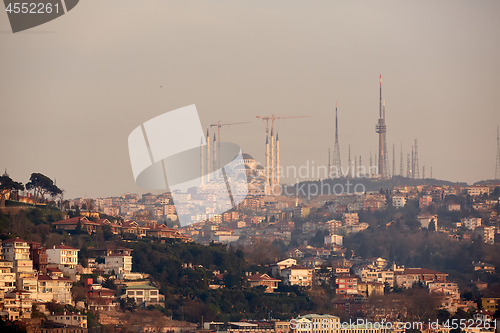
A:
[400, 142, 403, 177]
[414, 139, 420, 179]
[375, 75, 387, 178]
[406, 153, 411, 178]
[392, 143, 395, 178]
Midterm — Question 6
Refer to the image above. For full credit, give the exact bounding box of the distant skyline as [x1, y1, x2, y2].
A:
[1, 0, 500, 199]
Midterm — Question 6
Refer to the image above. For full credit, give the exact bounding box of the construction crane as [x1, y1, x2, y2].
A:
[255, 115, 313, 139]
[210, 121, 250, 169]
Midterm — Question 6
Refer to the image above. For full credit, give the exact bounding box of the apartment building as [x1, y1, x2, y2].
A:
[47, 245, 79, 269]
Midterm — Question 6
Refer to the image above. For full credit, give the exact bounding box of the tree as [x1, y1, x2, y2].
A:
[120, 296, 137, 312]
[429, 219, 436, 232]
[0, 175, 24, 204]
[25, 173, 61, 204]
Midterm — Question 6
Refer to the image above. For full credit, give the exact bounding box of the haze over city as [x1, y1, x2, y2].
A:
[1, 0, 500, 199]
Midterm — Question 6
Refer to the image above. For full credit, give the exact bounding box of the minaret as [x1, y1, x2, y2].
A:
[265, 135, 270, 188]
[359, 155, 362, 178]
[348, 145, 351, 178]
[332, 102, 342, 177]
[411, 145, 414, 179]
[276, 133, 280, 186]
[206, 129, 211, 182]
[270, 129, 275, 187]
[375, 75, 387, 179]
[370, 152, 373, 177]
[354, 155, 357, 178]
[213, 133, 217, 173]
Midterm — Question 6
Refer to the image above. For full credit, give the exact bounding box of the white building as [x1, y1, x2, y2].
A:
[467, 186, 490, 196]
[417, 214, 438, 229]
[1, 238, 30, 261]
[280, 265, 313, 287]
[324, 234, 343, 246]
[123, 284, 164, 305]
[392, 196, 407, 208]
[473, 226, 495, 244]
[37, 274, 73, 304]
[48, 311, 87, 328]
[461, 217, 482, 230]
[104, 254, 132, 275]
[1, 238, 37, 297]
[293, 314, 340, 333]
[46, 245, 79, 269]
[271, 258, 297, 277]
[0, 260, 16, 298]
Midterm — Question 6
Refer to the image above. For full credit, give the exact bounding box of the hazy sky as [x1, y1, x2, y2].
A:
[1, 0, 500, 199]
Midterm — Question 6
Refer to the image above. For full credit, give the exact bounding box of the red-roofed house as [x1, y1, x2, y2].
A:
[52, 217, 101, 233]
[246, 273, 280, 293]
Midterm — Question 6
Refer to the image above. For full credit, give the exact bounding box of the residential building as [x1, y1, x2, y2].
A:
[271, 258, 297, 277]
[46, 245, 79, 269]
[461, 217, 482, 230]
[48, 311, 88, 328]
[293, 314, 339, 333]
[447, 203, 461, 211]
[473, 226, 495, 244]
[280, 266, 313, 287]
[246, 273, 280, 293]
[123, 284, 164, 306]
[4, 289, 32, 320]
[29, 241, 48, 273]
[342, 213, 359, 226]
[0, 260, 16, 298]
[89, 245, 133, 257]
[481, 298, 499, 313]
[1, 237, 30, 261]
[419, 196, 432, 209]
[52, 216, 101, 233]
[37, 274, 73, 304]
[357, 281, 384, 296]
[395, 268, 447, 289]
[335, 275, 358, 295]
[392, 196, 406, 208]
[417, 214, 438, 229]
[467, 186, 490, 196]
[104, 254, 132, 275]
[324, 234, 343, 246]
